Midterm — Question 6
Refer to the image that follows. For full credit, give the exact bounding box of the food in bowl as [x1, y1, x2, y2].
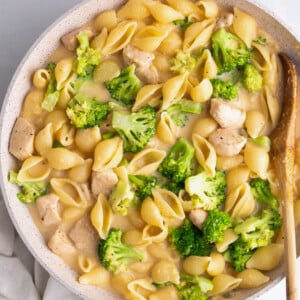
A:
[6, 0, 300, 299]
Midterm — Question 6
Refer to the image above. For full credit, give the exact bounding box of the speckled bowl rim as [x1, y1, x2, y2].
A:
[0, 0, 299, 299]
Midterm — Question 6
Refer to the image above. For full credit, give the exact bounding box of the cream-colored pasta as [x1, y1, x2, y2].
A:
[158, 31, 183, 56]
[68, 159, 92, 183]
[101, 21, 138, 55]
[226, 165, 250, 193]
[192, 116, 218, 138]
[161, 72, 189, 109]
[92, 137, 123, 171]
[196, 0, 219, 18]
[208, 274, 242, 296]
[198, 49, 218, 79]
[216, 154, 244, 171]
[133, 84, 163, 112]
[45, 110, 68, 132]
[61, 206, 86, 223]
[123, 229, 150, 248]
[78, 254, 96, 273]
[111, 271, 135, 299]
[225, 182, 256, 219]
[151, 260, 180, 284]
[17, 156, 51, 182]
[232, 7, 257, 48]
[46, 148, 84, 170]
[79, 266, 111, 287]
[190, 78, 213, 103]
[90, 28, 108, 52]
[182, 256, 211, 275]
[148, 242, 179, 261]
[90, 194, 113, 239]
[127, 209, 146, 230]
[55, 57, 74, 90]
[183, 19, 216, 52]
[34, 123, 53, 156]
[33, 68, 50, 89]
[127, 148, 166, 176]
[149, 285, 180, 300]
[192, 134, 216, 176]
[156, 112, 178, 145]
[57, 73, 77, 109]
[166, 0, 202, 17]
[178, 189, 194, 212]
[244, 142, 269, 179]
[245, 110, 266, 138]
[94, 10, 117, 32]
[236, 269, 269, 289]
[215, 228, 238, 252]
[206, 252, 225, 276]
[146, 1, 184, 24]
[117, 0, 151, 20]
[128, 278, 157, 300]
[152, 188, 185, 227]
[252, 42, 272, 72]
[130, 261, 153, 274]
[246, 243, 284, 271]
[55, 123, 75, 147]
[93, 59, 120, 83]
[50, 178, 91, 208]
[75, 126, 101, 154]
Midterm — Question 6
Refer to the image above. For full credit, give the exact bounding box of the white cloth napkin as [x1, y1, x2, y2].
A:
[0, 199, 81, 300]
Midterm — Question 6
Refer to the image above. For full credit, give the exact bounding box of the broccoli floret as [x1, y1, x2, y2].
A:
[165, 99, 202, 127]
[109, 180, 135, 216]
[74, 31, 100, 77]
[211, 78, 238, 100]
[175, 273, 213, 300]
[98, 228, 144, 274]
[228, 237, 255, 272]
[158, 138, 195, 184]
[169, 219, 213, 257]
[104, 64, 141, 106]
[185, 169, 226, 211]
[169, 51, 197, 74]
[250, 136, 271, 151]
[250, 177, 279, 210]
[9, 171, 50, 204]
[242, 63, 263, 93]
[66, 94, 109, 129]
[128, 174, 158, 201]
[234, 209, 282, 250]
[112, 104, 156, 153]
[202, 209, 232, 243]
[173, 17, 193, 31]
[41, 62, 61, 112]
[212, 28, 251, 74]
[163, 180, 185, 195]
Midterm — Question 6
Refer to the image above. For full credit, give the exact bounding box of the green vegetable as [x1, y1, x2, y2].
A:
[165, 99, 202, 127]
[112, 104, 156, 153]
[212, 28, 251, 74]
[211, 78, 238, 100]
[74, 31, 100, 77]
[41, 62, 61, 112]
[109, 180, 135, 216]
[185, 169, 226, 211]
[202, 209, 232, 243]
[158, 138, 195, 184]
[162, 180, 185, 195]
[9, 171, 50, 204]
[104, 64, 141, 106]
[250, 136, 271, 151]
[169, 219, 213, 257]
[128, 174, 158, 201]
[234, 208, 282, 250]
[66, 94, 109, 129]
[242, 63, 263, 93]
[173, 17, 193, 31]
[98, 228, 144, 274]
[169, 51, 197, 74]
[253, 36, 267, 45]
[175, 273, 213, 300]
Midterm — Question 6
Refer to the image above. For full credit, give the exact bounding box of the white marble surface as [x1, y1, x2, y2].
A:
[0, 0, 299, 300]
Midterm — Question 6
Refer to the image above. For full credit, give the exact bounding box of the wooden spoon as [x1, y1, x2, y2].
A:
[270, 53, 298, 300]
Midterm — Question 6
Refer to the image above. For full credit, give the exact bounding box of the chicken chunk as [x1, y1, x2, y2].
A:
[69, 214, 99, 252]
[9, 117, 35, 161]
[48, 226, 76, 256]
[36, 193, 61, 226]
[91, 169, 118, 198]
[188, 209, 208, 230]
[215, 13, 234, 31]
[61, 26, 96, 51]
[123, 44, 159, 84]
[210, 98, 246, 129]
[208, 128, 247, 157]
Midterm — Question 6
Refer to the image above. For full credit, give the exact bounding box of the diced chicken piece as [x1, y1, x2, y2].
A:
[69, 214, 99, 251]
[9, 117, 35, 161]
[123, 44, 159, 84]
[36, 193, 61, 226]
[48, 226, 76, 256]
[188, 209, 208, 230]
[91, 169, 118, 198]
[210, 98, 246, 129]
[61, 26, 96, 51]
[215, 13, 234, 31]
[208, 128, 247, 157]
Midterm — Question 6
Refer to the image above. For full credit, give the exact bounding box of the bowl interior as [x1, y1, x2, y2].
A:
[0, 0, 299, 299]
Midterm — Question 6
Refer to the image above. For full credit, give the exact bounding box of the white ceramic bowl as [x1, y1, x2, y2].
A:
[0, 0, 299, 299]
